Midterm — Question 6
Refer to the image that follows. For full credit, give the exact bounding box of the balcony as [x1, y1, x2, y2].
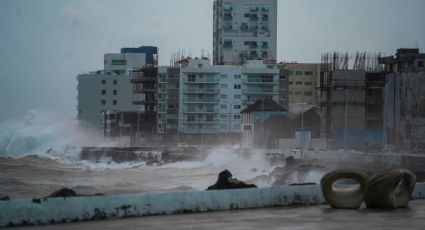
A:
[261, 25, 269, 30]
[184, 78, 219, 84]
[249, 25, 258, 30]
[183, 119, 220, 124]
[223, 42, 233, 48]
[242, 89, 278, 95]
[250, 6, 259, 12]
[183, 99, 220, 103]
[133, 88, 157, 94]
[242, 79, 277, 84]
[262, 6, 269, 12]
[183, 88, 220, 94]
[262, 15, 269, 21]
[131, 76, 156, 83]
[183, 108, 219, 113]
[250, 15, 258, 21]
[261, 43, 268, 48]
[240, 24, 249, 30]
[223, 5, 232, 11]
[223, 15, 232, 21]
[249, 43, 258, 48]
[223, 24, 233, 30]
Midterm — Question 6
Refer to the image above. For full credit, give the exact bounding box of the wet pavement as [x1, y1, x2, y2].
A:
[12, 199, 425, 230]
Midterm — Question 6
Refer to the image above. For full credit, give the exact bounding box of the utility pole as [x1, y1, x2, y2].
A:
[344, 88, 348, 154]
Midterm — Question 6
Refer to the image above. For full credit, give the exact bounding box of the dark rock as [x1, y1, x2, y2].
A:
[48, 188, 78, 198]
[0, 196, 10, 201]
[285, 156, 295, 165]
[206, 169, 257, 190]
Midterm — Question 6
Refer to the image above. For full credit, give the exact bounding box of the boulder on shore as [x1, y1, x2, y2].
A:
[207, 169, 257, 190]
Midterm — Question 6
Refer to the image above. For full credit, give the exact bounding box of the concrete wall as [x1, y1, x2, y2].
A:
[384, 72, 425, 149]
[2, 183, 425, 227]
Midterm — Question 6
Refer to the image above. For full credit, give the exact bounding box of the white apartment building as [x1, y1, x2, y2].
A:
[213, 0, 277, 65]
[77, 52, 148, 129]
[179, 58, 279, 142]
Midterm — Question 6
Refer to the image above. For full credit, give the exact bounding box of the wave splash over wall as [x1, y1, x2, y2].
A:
[0, 110, 106, 159]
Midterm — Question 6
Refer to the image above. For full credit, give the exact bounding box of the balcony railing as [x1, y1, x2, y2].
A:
[250, 15, 258, 21]
[183, 119, 220, 124]
[240, 24, 248, 30]
[242, 79, 277, 84]
[183, 88, 220, 93]
[183, 109, 219, 113]
[223, 43, 233, 48]
[223, 15, 233, 20]
[181, 127, 220, 133]
[242, 89, 278, 94]
[184, 79, 220, 84]
[182, 99, 220, 103]
[249, 43, 258, 48]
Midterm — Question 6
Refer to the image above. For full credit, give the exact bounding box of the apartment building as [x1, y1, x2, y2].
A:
[283, 63, 321, 113]
[213, 0, 277, 65]
[157, 66, 180, 142]
[77, 46, 157, 129]
[178, 58, 279, 144]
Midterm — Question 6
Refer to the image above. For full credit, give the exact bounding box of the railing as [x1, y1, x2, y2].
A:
[182, 99, 220, 103]
[183, 88, 220, 93]
[242, 79, 277, 84]
[223, 43, 233, 48]
[183, 109, 220, 113]
[183, 119, 220, 124]
[242, 89, 278, 94]
[183, 79, 219, 84]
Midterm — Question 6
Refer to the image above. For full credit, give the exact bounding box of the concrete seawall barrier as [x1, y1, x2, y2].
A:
[1, 183, 424, 227]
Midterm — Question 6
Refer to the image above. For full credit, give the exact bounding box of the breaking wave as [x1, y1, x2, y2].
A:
[0, 110, 109, 160]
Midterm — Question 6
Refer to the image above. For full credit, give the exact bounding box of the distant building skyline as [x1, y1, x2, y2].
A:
[1, 0, 424, 122]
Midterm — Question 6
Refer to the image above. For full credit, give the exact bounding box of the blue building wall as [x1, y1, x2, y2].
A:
[121, 46, 158, 65]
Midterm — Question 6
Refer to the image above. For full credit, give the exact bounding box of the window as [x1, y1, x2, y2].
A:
[234, 115, 241, 119]
[296, 71, 303, 76]
[221, 104, 228, 109]
[289, 71, 294, 75]
[221, 84, 227, 89]
[289, 81, 293, 85]
[305, 71, 314, 75]
[234, 74, 241, 79]
[113, 90, 117, 95]
[220, 114, 228, 119]
[295, 91, 303, 95]
[221, 94, 228, 99]
[279, 75, 286, 80]
[101, 79, 106, 84]
[188, 116, 195, 122]
[101, 90, 106, 95]
[418, 61, 424, 68]
[221, 74, 228, 79]
[101, 100, 106, 105]
[304, 92, 313, 96]
[111, 60, 127, 65]
[234, 94, 241, 99]
[304, 82, 313, 85]
[113, 100, 117, 105]
[206, 115, 214, 122]
[234, 104, 241, 109]
[296, 81, 302, 85]
[188, 75, 196, 82]
[234, 84, 241, 89]
[113, 79, 117, 85]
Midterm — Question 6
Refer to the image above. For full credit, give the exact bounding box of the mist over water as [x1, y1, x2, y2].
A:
[0, 110, 283, 199]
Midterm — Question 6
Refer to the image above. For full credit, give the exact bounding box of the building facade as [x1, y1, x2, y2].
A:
[213, 0, 277, 65]
[283, 63, 321, 114]
[178, 58, 279, 144]
[157, 66, 180, 142]
[77, 46, 157, 131]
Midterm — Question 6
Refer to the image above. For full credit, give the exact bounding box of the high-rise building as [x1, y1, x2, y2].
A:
[178, 58, 279, 144]
[213, 0, 277, 65]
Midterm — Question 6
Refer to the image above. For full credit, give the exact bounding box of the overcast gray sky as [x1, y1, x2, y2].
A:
[0, 0, 424, 122]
